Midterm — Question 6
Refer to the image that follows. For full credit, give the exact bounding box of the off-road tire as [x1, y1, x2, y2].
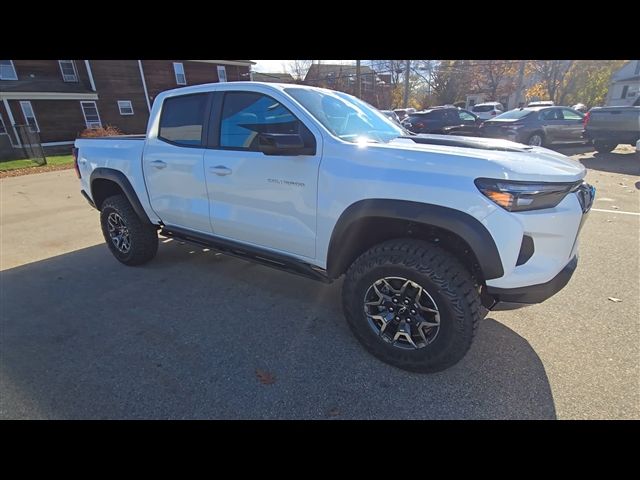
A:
[100, 194, 158, 266]
[342, 239, 482, 373]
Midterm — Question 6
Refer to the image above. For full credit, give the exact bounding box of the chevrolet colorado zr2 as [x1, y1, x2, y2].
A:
[74, 82, 595, 372]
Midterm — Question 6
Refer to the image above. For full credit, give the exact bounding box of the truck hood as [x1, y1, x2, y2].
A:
[383, 134, 586, 183]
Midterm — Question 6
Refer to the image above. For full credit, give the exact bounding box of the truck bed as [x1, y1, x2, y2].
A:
[79, 134, 147, 140]
[585, 106, 640, 144]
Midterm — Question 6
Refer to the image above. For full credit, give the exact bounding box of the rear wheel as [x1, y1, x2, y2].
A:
[593, 140, 617, 153]
[527, 132, 545, 147]
[342, 239, 482, 373]
[100, 194, 158, 266]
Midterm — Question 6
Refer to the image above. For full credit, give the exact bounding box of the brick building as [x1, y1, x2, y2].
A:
[0, 60, 254, 159]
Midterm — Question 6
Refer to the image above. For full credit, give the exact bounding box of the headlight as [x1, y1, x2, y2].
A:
[475, 178, 582, 212]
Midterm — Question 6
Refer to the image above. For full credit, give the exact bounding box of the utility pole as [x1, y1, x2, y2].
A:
[356, 60, 361, 98]
[515, 60, 526, 108]
[403, 59, 411, 108]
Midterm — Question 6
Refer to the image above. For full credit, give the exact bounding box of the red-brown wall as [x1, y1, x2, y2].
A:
[141, 60, 250, 104]
[12, 60, 93, 91]
[8, 99, 88, 143]
[89, 60, 148, 134]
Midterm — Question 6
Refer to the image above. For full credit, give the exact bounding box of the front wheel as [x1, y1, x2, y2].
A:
[342, 239, 482, 373]
[100, 194, 158, 266]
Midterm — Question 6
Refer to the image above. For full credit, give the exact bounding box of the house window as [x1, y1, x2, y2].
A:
[58, 60, 78, 82]
[80, 101, 102, 128]
[621, 85, 629, 99]
[0, 60, 18, 80]
[19, 101, 40, 132]
[173, 62, 186, 85]
[117, 100, 134, 115]
[0, 113, 7, 135]
[217, 65, 227, 83]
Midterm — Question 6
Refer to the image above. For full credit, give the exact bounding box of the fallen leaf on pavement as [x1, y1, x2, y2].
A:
[328, 408, 340, 417]
[608, 297, 622, 303]
[255, 369, 276, 385]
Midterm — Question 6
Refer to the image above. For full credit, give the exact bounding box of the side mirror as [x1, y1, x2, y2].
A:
[257, 133, 305, 155]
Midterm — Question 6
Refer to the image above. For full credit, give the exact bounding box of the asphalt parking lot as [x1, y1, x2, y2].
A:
[1, 146, 638, 419]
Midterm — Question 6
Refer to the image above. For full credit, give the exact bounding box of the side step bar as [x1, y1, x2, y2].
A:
[159, 226, 331, 284]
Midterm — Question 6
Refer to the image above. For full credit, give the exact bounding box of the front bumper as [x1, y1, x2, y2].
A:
[484, 256, 578, 310]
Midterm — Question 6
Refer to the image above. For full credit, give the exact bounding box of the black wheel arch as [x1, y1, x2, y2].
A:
[90, 168, 152, 225]
[326, 199, 504, 281]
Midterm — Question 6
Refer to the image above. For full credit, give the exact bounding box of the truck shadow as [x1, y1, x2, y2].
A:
[1, 241, 556, 419]
[574, 149, 639, 176]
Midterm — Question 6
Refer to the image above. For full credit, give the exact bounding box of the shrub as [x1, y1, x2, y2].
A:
[79, 125, 123, 138]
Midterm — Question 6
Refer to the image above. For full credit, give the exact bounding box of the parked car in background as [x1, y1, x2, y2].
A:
[380, 110, 402, 125]
[582, 106, 640, 152]
[470, 102, 504, 120]
[393, 109, 410, 122]
[403, 107, 483, 136]
[527, 101, 555, 107]
[480, 106, 586, 147]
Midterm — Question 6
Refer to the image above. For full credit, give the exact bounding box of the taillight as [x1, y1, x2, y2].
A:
[583, 111, 591, 128]
[72, 147, 80, 179]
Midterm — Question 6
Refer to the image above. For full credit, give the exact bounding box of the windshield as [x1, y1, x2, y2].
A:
[493, 109, 534, 120]
[285, 87, 405, 143]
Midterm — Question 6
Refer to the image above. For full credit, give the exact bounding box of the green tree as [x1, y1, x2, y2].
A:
[563, 60, 627, 107]
[430, 60, 472, 105]
[527, 60, 574, 103]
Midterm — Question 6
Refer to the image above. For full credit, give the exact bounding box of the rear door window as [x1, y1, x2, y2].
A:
[159, 93, 209, 146]
[560, 108, 583, 120]
[458, 110, 476, 122]
[539, 109, 561, 121]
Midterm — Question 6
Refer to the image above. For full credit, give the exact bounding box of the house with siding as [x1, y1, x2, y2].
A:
[0, 60, 254, 160]
[605, 60, 640, 107]
[252, 72, 295, 83]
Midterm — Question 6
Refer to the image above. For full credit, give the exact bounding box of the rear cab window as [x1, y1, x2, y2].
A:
[472, 105, 496, 113]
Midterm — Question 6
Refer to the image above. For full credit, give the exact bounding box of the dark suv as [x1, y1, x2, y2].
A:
[402, 107, 483, 136]
[480, 106, 587, 146]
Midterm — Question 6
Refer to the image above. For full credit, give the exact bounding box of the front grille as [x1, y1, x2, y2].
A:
[574, 182, 595, 213]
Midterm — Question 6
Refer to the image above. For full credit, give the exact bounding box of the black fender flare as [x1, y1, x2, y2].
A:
[90, 168, 152, 225]
[326, 199, 504, 280]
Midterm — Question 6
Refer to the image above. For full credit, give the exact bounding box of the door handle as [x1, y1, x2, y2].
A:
[210, 165, 232, 176]
[150, 160, 167, 169]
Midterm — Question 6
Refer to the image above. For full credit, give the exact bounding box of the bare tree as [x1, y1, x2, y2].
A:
[286, 60, 312, 82]
[369, 60, 406, 85]
[529, 60, 574, 103]
[469, 60, 519, 101]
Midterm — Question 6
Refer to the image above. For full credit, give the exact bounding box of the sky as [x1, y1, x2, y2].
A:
[252, 60, 356, 73]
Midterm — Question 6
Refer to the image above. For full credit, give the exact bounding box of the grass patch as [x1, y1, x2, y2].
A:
[0, 155, 74, 172]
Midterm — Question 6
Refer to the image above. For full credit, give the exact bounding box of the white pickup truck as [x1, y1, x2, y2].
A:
[74, 82, 594, 372]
